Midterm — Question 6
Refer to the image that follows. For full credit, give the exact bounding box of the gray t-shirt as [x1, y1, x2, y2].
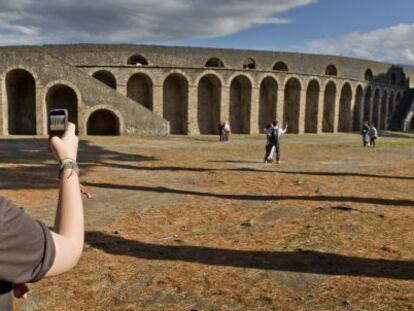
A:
[0, 197, 56, 310]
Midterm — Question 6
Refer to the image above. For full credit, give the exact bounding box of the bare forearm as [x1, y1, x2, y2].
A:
[47, 170, 84, 276]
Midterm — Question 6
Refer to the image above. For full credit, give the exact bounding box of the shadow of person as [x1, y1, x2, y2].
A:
[86, 231, 414, 280]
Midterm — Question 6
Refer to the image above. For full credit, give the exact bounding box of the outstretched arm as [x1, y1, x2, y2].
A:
[46, 123, 84, 276]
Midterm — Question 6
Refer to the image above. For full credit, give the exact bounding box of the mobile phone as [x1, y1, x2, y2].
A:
[49, 109, 68, 136]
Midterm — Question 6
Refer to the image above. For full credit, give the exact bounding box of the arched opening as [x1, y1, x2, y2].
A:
[323, 81, 337, 132]
[127, 73, 153, 110]
[391, 73, 397, 85]
[230, 75, 252, 134]
[243, 58, 256, 69]
[163, 74, 188, 134]
[205, 58, 224, 68]
[353, 86, 364, 131]
[380, 91, 388, 130]
[46, 84, 78, 130]
[6, 69, 36, 135]
[305, 79, 320, 133]
[197, 74, 221, 134]
[273, 62, 288, 72]
[338, 83, 352, 132]
[410, 116, 414, 131]
[363, 86, 372, 123]
[372, 89, 381, 128]
[395, 92, 401, 110]
[325, 65, 338, 76]
[388, 92, 395, 119]
[127, 54, 148, 66]
[365, 69, 373, 81]
[92, 70, 116, 89]
[259, 77, 278, 130]
[87, 109, 120, 135]
[284, 78, 301, 134]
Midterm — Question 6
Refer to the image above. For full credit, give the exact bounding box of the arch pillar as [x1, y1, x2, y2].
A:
[316, 90, 324, 134]
[117, 84, 127, 97]
[188, 85, 199, 135]
[152, 84, 163, 117]
[276, 89, 284, 127]
[333, 94, 340, 133]
[0, 85, 3, 135]
[298, 89, 306, 134]
[221, 86, 230, 124]
[384, 97, 390, 130]
[36, 90, 45, 135]
[367, 96, 374, 124]
[250, 86, 260, 134]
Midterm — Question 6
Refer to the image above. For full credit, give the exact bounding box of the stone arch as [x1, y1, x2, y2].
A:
[363, 86, 372, 122]
[305, 79, 320, 133]
[338, 82, 352, 132]
[230, 75, 252, 134]
[380, 90, 388, 130]
[388, 91, 395, 116]
[243, 57, 256, 69]
[5, 69, 37, 134]
[46, 84, 79, 130]
[127, 73, 153, 110]
[259, 76, 278, 130]
[87, 109, 120, 135]
[163, 73, 189, 134]
[273, 61, 288, 72]
[284, 77, 302, 133]
[365, 69, 373, 81]
[92, 70, 117, 89]
[197, 74, 221, 134]
[372, 88, 381, 127]
[323, 81, 337, 132]
[352, 85, 364, 131]
[325, 64, 338, 76]
[205, 57, 225, 68]
[127, 54, 149, 66]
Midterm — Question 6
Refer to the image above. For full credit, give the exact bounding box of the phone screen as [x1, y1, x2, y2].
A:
[49, 109, 68, 135]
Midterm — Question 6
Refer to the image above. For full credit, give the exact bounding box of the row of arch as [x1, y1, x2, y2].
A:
[3, 69, 121, 136]
[93, 69, 402, 135]
[126, 54, 402, 83]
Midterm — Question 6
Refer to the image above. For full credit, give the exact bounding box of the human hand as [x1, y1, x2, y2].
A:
[49, 123, 79, 163]
[13, 283, 29, 300]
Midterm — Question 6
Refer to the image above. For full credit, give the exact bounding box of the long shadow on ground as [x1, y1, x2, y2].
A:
[84, 183, 414, 207]
[86, 231, 414, 280]
[101, 162, 414, 180]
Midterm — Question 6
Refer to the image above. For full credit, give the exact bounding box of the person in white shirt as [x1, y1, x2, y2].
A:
[269, 121, 288, 164]
[369, 124, 378, 148]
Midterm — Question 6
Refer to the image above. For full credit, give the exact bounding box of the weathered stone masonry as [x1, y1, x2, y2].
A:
[0, 44, 411, 136]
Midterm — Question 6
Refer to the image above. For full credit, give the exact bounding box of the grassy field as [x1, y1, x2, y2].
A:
[1, 132, 413, 311]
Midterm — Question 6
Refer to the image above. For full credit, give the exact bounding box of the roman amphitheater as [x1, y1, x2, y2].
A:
[1, 44, 414, 136]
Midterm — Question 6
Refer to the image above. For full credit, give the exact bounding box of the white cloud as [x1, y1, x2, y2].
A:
[0, 0, 314, 45]
[307, 23, 414, 65]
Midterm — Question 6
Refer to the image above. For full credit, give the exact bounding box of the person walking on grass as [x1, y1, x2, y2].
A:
[369, 124, 378, 148]
[266, 121, 288, 164]
[263, 123, 275, 163]
[362, 121, 370, 147]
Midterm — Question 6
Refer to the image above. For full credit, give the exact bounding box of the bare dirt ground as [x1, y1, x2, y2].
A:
[2, 132, 414, 311]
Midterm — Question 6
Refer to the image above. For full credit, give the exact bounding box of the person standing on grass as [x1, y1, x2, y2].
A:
[223, 121, 231, 141]
[268, 121, 288, 164]
[369, 124, 378, 148]
[263, 123, 275, 163]
[362, 121, 370, 147]
[0, 123, 84, 311]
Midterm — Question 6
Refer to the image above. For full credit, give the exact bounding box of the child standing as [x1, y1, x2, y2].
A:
[369, 124, 378, 148]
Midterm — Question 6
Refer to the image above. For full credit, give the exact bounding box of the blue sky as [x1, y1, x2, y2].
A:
[1, 0, 414, 64]
[167, 0, 414, 53]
